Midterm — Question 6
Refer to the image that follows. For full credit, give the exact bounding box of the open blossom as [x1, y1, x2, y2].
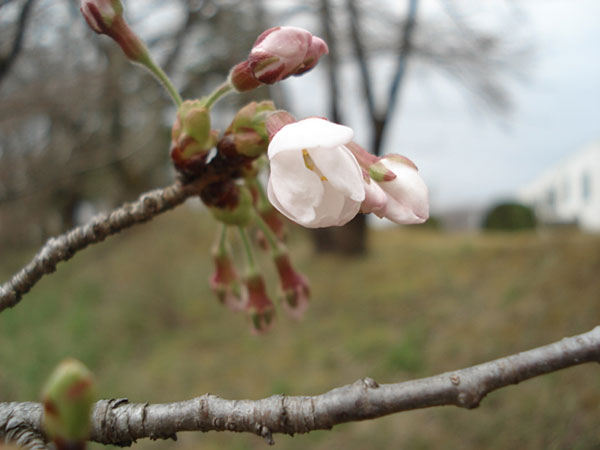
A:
[267, 118, 365, 228]
[361, 154, 429, 224]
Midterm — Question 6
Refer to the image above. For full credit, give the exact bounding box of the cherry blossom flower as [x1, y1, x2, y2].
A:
[267, 118, 365, 228]
[361, 154, 429, 224]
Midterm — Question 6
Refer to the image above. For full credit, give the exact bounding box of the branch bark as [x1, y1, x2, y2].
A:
[0, 180, 202, 313]
[2, 326, 599, 447]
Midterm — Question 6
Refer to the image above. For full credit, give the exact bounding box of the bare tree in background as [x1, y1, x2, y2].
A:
[310, 0, 527, 254]
[0, 0, 269, 245]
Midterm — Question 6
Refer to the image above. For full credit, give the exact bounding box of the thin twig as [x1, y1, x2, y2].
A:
[2, 326, 599, 447]
[0, 180, 202, 313]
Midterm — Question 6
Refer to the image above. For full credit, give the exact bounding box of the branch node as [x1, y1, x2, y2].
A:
[449, 373, 461, 386]
[361, 377, 380, 389]
[456, 391, 481, 409]
[260, 425, 274, 445]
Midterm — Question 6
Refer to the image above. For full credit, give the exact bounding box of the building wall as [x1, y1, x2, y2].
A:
[518, 142, 600, 231]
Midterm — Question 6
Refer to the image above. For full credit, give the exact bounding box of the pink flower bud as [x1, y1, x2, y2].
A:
[209, 248, 246, 311]
[80, 0, 123, 33]
[248, 27, 328, 84]
[80, 0, 149, 63]
[245, 274, 275, 334]
[274, 253, 310, 319]
[229, 27, 328, 91]
[374, 154, 429, 224]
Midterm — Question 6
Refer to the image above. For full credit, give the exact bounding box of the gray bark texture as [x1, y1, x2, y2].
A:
[2, 326, 599, 447]
[0, 180, 202, 313]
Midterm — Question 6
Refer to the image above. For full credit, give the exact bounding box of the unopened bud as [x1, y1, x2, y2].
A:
[229, 61, 262, 92]
[245, 274, 275, 334]
[248, 27, 328, 84]
[80, 0, 148, 63]
[274, 253, 310, 319]
[223, 101, 275, 158]
[170, 100, 218, 175]
[80, 0, 123, 33]
[229, 27, 328, 91]
[42, 359, 96, 446]
[210, 245, 246, 311]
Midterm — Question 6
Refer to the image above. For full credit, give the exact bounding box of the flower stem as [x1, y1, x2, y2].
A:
[253, 210, 285, 256]
[141, 55, 183, 107]
[238, 227, 257, 273]
[217, 224, 228, 254]
[204, 82, 234, 109]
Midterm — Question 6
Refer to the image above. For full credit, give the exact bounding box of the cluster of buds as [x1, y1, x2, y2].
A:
[80, 3, 429, 333]
[230, 27, 329, 92]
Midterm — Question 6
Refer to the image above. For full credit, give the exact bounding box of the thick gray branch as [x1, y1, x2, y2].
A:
[2, 327, 599, 447]
[0, 402, 48, 450]
[0, 181, 201, 313]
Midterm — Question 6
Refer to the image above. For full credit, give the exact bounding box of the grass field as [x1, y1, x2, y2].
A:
[1, 205, 599, 449]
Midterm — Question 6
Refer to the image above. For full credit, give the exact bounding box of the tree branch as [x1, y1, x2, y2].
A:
[0, 180, 202, 313]
[2, 326, 599, 447]
[0, 0, 37, 83]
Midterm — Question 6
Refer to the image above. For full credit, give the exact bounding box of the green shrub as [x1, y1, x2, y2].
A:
[482, 202, 536, 231]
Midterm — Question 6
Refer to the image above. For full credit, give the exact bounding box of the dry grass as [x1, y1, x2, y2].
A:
[1, 207, 599, 449]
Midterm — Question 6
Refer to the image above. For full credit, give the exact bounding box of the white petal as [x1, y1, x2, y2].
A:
[360, 179, 388, 215]
[268, 151, 324, 226]
[311, 182, 345, 227]
[378, 158, 429, 223]
[309, 145, 365, 202]
[268, 118, 353, 158]
[381, 197, 427, 224]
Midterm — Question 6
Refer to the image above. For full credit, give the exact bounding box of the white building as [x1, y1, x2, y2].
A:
[518, 141, 600, 231]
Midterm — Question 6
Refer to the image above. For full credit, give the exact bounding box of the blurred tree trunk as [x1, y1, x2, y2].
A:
[312, 0, 418, 255]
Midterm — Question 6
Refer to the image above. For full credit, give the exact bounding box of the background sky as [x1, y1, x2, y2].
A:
[284, 0, 600, 213]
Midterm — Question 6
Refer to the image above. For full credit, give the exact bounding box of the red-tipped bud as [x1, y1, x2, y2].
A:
[80, 0, 123, 33]
[222, 101, 275, 158]
[210, 246, 246, 311]
[170, 100, 218, 175]
[245, 274, 275, 334]
[80, 0, 149, 63]
[274, 253, 310, 319]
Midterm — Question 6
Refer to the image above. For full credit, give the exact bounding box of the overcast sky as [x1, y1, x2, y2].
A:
[283, 0, 600, 213]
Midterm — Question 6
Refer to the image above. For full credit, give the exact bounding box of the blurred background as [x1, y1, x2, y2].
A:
[1, 0, 599, 449]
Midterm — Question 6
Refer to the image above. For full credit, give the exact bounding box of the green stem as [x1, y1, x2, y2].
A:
[254, 210, 285, 255]
[142, 56, 183, 107]
[217, 224, 228, 254]
[204, 82, 234, 109]
[238, 227, 257, 273]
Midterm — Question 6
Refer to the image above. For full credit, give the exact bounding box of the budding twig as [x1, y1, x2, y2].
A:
[1, 326, 599, 447]
[0, 180, 202, 313]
